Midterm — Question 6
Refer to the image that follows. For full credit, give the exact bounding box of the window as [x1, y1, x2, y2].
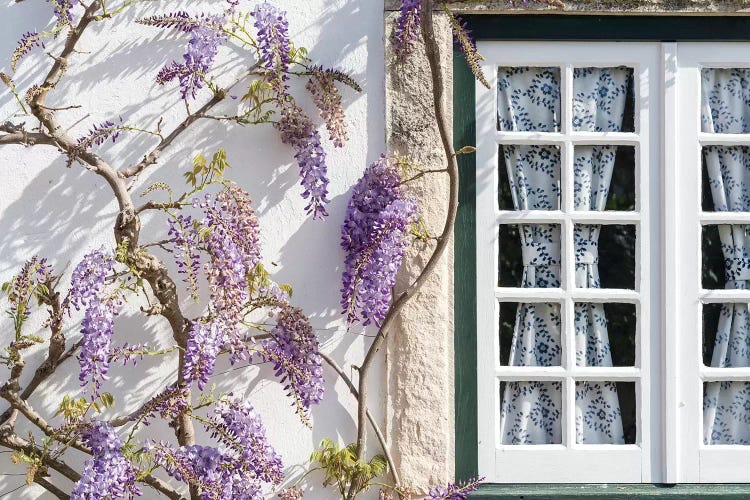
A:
[472, 41, 750, 484]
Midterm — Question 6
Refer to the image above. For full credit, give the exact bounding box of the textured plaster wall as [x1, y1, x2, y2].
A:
[385, 11, 455, 494]
[0, 1, 385, 498]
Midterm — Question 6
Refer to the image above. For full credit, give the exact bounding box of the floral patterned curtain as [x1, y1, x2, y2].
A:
[701, 68, 750, 445]
[497, 67, 630, 444]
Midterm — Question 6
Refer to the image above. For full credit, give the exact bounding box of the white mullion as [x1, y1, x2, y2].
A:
[702, 367, 750, 381]
[661, 42, 682, 483]
[496, 131, 565, 144]
[495, 287, 640, 303]
[700, 212, 750, 224]
[700, 290, 750, 302]
[495, 131, 641, 145]
[561, 63, 576, 450]
[475, 52, 499, 478]
[570, 132, 641, 144]
[497, 211, 641, 225]
[699, 132, 750, 146]
[495, 366, 641, 380]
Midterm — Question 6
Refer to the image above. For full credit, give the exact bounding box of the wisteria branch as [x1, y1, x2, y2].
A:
[0, 122, 56, 146]
[318, 351, 401, 486]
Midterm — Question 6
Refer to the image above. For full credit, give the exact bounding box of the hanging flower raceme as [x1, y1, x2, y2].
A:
[140, 10, 227, 100]
[71, 421, 141, 500]
[11, 31, 43, 73]
[49, 0, 79, 27]
[68, 248, 119, 396]
[446, 13, 490, 89]
[394, 0, 421, 61]
[6, 256, 50, 323]
[207, 398, 284, 485]
[183, 320, 222, 390]
[274, 101, 330, 219]
[252, 1, 292, 93]
[341, 157, 418, 326]
[177, 187, 263, 387]
[167, 214, 202, 300]
[307, 67, 349, 148]
[150, 438, 277, 500]
[262, 305, 324, 419]
[129, 383, 188, 426]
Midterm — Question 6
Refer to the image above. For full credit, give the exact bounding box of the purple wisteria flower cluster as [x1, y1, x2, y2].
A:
[49, 0, 79, 27]
[427, 477, 484, 500]
[167, 214, 202, 299]
[130, 383, 188, 426]
[262, 305, 324, 418]
[151, 399, 281, 499]
[252, 1, 291, 90]
[341, 157, 418, 326]
[141, 7, 230, 100]
[173, 186, 324, 414]
[274, 101, 330, 219]
[207, 398, 284, 485]
[307, 66, 349, 148]
[6, 256, 50, 323]
[394, 0, 421, 62]
[11, 31, 43, 72]
[71, 421, 141, 500]
[73, 117, 123, 156]
[67, 248, 119, 396]
[252, 2, 332, 219]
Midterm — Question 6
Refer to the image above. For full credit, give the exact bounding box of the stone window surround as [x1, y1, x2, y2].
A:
[383, 1, 750, 493]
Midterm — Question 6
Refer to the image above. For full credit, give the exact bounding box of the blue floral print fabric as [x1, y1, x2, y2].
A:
[702, 68, 750, 445]
[497, 67, 630, 445]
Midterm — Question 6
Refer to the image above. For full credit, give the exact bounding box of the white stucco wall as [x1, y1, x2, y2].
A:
[0, 1, 385, 498]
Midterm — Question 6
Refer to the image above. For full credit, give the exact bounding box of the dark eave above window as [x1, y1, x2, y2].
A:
[464, 14, 750, 41]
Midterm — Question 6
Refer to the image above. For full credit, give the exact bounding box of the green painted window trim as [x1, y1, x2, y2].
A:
[451, 14, 750, 497]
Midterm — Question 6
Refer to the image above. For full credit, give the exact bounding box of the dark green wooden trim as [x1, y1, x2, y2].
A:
[453, 45, 478, 483]
[462, 15, 750, 41]
[451, 13, 750, 495]
[472, 484, 750, 499]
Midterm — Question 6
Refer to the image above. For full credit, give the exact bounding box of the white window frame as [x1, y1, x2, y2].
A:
[475, 41, 750, 484]
[675, 43, 750, 483]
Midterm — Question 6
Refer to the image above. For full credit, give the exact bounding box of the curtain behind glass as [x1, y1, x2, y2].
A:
[701, 68, 750, 445]
[497, 67, 629, 444]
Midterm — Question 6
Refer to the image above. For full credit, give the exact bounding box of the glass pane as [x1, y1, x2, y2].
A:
[576, 381, 636, 444]
[499, 224, 561, 289]
[703, 303, 750, 368]
[702, 146, 750, 212]
[499, 302, 562, 367]
[499, 145, 561, 211]
[704, 381, 750, 445]
[574, 145, 635, 211]
[575, 303, 636, 367]
[498, 67, 561, 132]
[499, 380, 562, 444]
[575, 224, 635, 290]
[702, 68, 750, 134]
[573, 67, 634, 133]
[702, 224, 750, 289]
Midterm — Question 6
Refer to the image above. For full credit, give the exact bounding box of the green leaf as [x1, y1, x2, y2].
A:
[100, 392, 115, 408]
[455, 145, 477, 156]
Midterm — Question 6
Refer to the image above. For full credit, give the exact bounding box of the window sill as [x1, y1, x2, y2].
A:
[471, 484, 750, 499]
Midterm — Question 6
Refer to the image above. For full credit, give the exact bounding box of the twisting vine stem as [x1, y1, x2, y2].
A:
[348, 1, 460, 497]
